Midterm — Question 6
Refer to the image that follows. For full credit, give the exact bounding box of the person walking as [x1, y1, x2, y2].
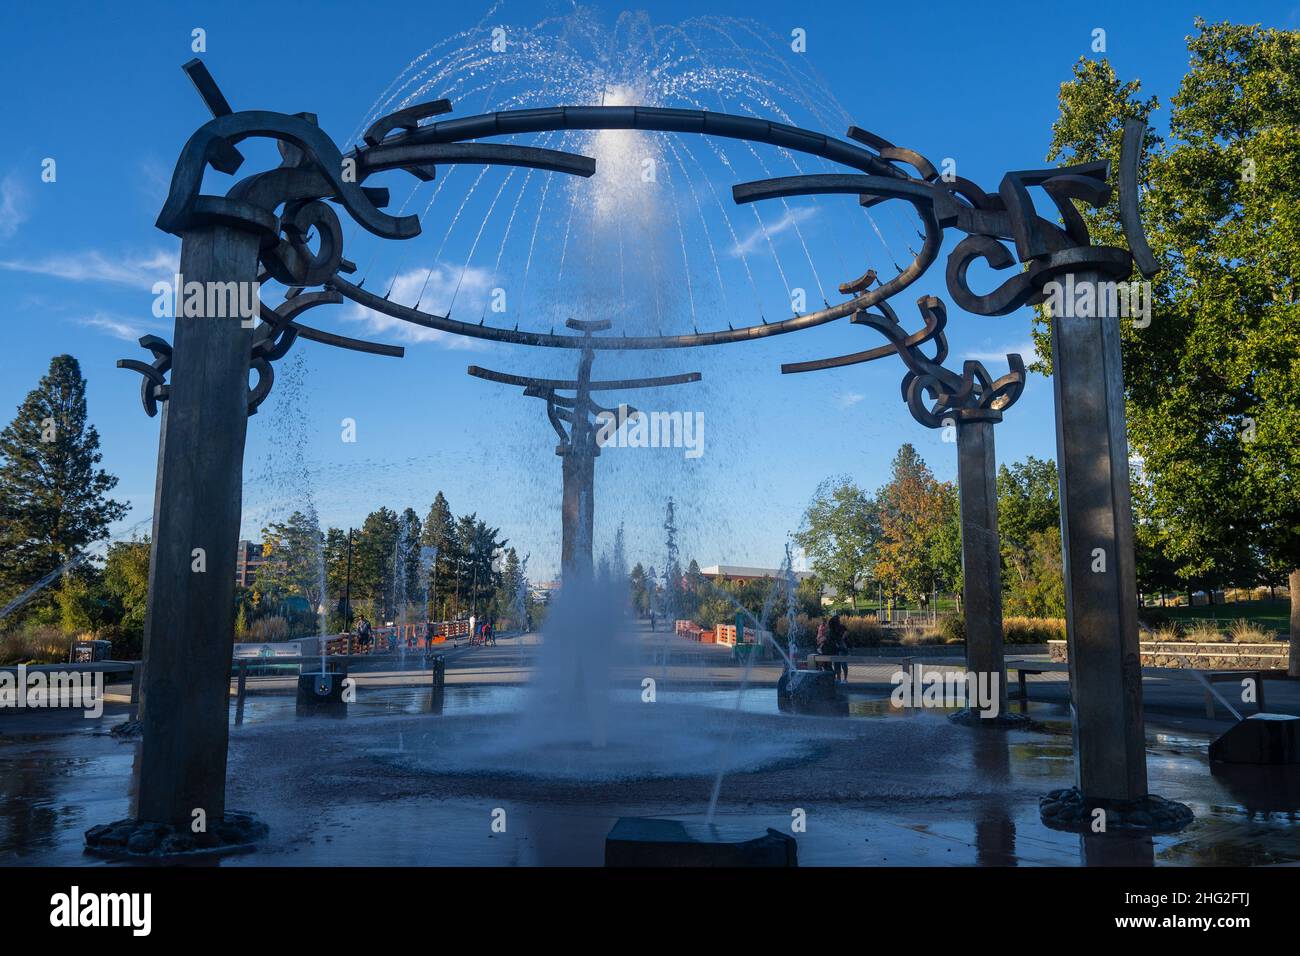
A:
[815, 619, 833, 674]
[469, 614, 477, 646]
[828, 613, 849, 682]
[357, 617, 373, 653]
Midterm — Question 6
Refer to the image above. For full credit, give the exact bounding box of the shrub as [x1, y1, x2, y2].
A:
[1184, 621, 1226, 643]
[1138, 606, 1171, 628]
[1227, 618, 1272, 644]
[938, 615, 965, 643]
[1150, 622, 1182, 643]
[842, 616, 887, 647]
[899, 626, 947, 646]
[0, 625, 70, 665]
[1002, 616, 1066, 644]
[248, 615, 290, 642]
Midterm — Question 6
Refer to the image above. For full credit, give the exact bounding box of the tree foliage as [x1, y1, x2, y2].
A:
[0, 355, 126, 617]
[1038, 21, 1300, 621]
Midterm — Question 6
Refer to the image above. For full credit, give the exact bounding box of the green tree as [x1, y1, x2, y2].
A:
[662, 498, 683, 619]
[399, 507, 423, 607]
[0, 355, 127, 617]
[931, 482, 963, 598]
[629, 562, 648, 616]
[794, 476, 880, 610]
[421, 492, 458, 620]
[1004, 527, 1067, 618]
[1039, 23, 1300, 668]
[103, 537, 151, 651]
[997, 456, 1061, 590]
[355, 507, 400, 619]
[258, 510, 326, 612]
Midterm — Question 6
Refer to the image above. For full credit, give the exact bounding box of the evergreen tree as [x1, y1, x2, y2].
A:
[629, 562, 648, 616]
[421, 492, 458, 620]
[0, 355, 127, 617]
[354, 507, 400, 618]
[662, 498, 683, 620]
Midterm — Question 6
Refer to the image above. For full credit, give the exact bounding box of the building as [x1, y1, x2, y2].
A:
[699, 564, 835, 604]
[698, 564, 815, 584]
[529, 581, 562, 605]
[235, 540, 266, 588]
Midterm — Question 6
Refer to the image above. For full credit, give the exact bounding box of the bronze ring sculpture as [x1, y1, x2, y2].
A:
[121, 59, 1154, 415]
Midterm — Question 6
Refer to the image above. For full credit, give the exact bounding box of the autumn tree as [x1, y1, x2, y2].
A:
[875, 445, 950, 605]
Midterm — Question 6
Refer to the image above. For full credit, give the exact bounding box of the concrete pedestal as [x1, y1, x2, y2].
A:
[1209, 714, 1300, 765]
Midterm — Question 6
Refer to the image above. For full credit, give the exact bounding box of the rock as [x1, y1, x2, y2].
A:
[786, 669, 837, 704]
[127, 829, 161, 854]
[1039, 786, 1193, 834]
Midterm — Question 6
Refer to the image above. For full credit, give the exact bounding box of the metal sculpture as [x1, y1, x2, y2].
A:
[330, 111, 1156, 350]
[102, 49, 1176, 853]
[468, 319, 701, 581]
[783, 292, 1025, 723]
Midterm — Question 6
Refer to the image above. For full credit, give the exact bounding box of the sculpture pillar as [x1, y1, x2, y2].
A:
[956, 417, 1008, 718]
[137, 223, 259, 826]
[559, 441, 597, 582]
[1050, 270, 1146, 802]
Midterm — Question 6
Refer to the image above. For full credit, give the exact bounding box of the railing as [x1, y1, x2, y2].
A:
[0, 660, 141, 715]
[229, 651, 451, 724]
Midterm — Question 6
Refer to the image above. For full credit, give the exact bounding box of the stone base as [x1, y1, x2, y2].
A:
[947, 708, 1035, 729]
[85, 811, 268, 859]
[605, 817, 797, 867]
[780, 668, 837, 703]
[1039, 787, 1193, 834]
[1209, 713, 1300, 765]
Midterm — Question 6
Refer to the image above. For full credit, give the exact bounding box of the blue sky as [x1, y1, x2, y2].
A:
[0, 0, 1293, 581]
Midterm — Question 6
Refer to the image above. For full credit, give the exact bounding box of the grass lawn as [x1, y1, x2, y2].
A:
[1157, 599, 1291, 637]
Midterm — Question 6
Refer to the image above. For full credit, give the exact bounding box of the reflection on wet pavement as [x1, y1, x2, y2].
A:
[2, 684, 1298, 867]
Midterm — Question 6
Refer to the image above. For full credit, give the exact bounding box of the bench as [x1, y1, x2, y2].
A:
[1199, 669, 1269, 718]
[1006, 658, 1275, 718]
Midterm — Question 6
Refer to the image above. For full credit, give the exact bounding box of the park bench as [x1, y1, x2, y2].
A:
[1005, 658, 1275, 718]
[0, 660, 140, 711]
[805, 654, 964, 680]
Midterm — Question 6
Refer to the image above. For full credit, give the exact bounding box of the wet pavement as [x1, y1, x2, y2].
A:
[3, 641, 1299, 867]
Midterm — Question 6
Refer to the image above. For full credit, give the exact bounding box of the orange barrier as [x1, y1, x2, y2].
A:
[324, 619, 473, 655]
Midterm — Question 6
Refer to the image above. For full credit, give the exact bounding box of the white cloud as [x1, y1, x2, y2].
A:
[0, 247, 179, 290]
[833, 390, 865, 408]
[730, 206, 816, 257]
[345, 265, 496, 349]
[79, 311, 157, 342]
[963, 340, 1035, 364]
[0, 174, 30, 240]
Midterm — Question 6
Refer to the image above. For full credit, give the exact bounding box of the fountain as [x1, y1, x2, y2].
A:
[92, 3, 1185, 863]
